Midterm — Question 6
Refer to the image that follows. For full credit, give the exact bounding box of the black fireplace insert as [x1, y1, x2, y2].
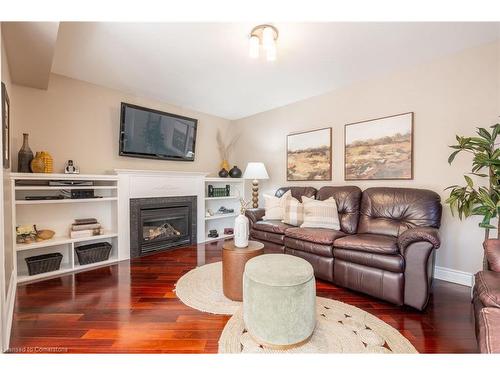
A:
[130, 196, 197, 258]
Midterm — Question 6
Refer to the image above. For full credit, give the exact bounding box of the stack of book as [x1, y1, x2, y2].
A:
[70, 218, 104, 239]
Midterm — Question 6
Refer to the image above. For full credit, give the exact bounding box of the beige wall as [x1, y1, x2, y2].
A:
[1, 25, 14, 299]
[232, 41, 500, 275]
[11, 73, 231, 175]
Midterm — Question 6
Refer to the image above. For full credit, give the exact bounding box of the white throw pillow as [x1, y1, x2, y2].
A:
[300, 195, 341, 230]
[282, 194, 304, 226]
[262, 190, 291, 220]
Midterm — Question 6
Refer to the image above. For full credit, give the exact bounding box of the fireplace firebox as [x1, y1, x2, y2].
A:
[130, 196, 197, 258]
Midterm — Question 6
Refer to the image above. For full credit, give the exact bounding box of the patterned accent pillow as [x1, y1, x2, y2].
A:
[282, 194, 304, 226]
[300, 195, 340, 230]
[263, 190, 291, 220]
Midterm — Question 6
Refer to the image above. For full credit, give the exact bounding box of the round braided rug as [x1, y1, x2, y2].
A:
[174, 262, 241, 315]
[219, 297, 417, 354]
[174, 262, 417, 353]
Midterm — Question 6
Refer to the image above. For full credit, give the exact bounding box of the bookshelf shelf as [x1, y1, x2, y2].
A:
[11, 173, 119, 284]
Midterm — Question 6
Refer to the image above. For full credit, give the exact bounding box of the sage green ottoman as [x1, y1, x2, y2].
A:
[243, 254, 316, 349]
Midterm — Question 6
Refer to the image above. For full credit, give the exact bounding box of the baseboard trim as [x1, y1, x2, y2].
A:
[433, 266, 473, 287]
[3, 272, 16, 352]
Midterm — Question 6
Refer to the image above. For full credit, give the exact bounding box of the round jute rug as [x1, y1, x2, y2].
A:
[174, 262, 241, 315]
[174, 262, 417, 354]
[219, 298, 417, 354]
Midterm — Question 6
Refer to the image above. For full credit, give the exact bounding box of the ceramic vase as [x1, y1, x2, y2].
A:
[40, 151, 53, 173]
[234, 214, 249, 248]
[229, 165, 242, 178]
[218, 168, 228, 178]
[18, 133, 34, 173]
[30, 152, 45, 173]
[221, 159, 230, 171]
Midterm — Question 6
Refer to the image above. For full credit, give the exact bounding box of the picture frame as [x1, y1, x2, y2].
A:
[287, 127, 332, 181]
[2, 82, 10, 169]
[344, 112, 413, 181]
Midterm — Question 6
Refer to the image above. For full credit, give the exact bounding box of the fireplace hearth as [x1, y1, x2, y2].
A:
[130, 196, 197, 258]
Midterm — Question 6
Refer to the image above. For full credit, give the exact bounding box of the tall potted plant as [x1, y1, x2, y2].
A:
[446, 124, 500, 267]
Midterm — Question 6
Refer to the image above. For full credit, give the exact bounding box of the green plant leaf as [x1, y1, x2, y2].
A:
[448, 150, 460, 164]
[464, 175, 473, 188]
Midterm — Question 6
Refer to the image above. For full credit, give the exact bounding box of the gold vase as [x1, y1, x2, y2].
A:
[40, 151, 53, 173]
[221, 159, 229, 171]
[30, 152, 45, 173]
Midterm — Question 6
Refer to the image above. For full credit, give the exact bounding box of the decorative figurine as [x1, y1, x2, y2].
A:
[64, 160, 80, 174]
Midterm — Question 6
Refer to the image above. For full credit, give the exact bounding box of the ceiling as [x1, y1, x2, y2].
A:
[51, 22, 500, 120]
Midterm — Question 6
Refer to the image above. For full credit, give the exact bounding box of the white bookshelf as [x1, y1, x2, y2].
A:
[204, 177, 245, 242]
[10, 173, 119, 283]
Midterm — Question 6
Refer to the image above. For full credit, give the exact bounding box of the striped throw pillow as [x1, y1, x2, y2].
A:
[300, 195, 340, 230]
[282, 195, 304, 226]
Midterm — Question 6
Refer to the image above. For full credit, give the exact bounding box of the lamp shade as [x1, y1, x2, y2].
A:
[243, 162, 269, 180]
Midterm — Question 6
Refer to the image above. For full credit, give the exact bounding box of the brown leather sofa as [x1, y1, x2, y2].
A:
[246, 186, 442, 311]
[473, 242, 500, 353]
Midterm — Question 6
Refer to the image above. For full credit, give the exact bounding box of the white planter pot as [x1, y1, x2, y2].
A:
[234, 214, 249, 248]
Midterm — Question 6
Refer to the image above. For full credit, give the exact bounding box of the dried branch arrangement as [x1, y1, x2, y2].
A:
[239, 198, 251, 215]
[216, 129, 240, 162]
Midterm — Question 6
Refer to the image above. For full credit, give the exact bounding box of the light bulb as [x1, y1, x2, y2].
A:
[249, 35, 259, 59]
[266, 42, 277, 61]
[262, 27, 275, 51]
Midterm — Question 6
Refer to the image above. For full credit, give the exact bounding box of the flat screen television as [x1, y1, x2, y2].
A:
[119, 102, 198, 161]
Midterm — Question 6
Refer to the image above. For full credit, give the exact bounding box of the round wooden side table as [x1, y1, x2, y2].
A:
[222, 240, 264, 301]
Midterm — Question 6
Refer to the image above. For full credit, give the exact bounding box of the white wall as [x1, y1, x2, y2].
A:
[231, 40, 500, 276]
[10, 73, 232, 175]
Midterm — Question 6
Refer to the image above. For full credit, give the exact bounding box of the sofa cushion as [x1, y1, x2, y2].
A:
[478, 307, 500, 353]
[284, 237, 334, 258]
[316, 186, 362, 234]
[333, 248, 404, 273]
[475, 271, 500, 308]
[285, 227, 346, 245]
[250, 229, 285, 246]
[484, 239, 500, 272]
[358, 187, 442, 237]
[334, 233, 399, 255]
[275, 186, 317, 202]
[253, 220, 294, 235]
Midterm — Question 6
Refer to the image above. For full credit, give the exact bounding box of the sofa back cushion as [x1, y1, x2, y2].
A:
[358, 187, 442, 237]
[316, 186, 362, 234]
[275, 186, 317, 202]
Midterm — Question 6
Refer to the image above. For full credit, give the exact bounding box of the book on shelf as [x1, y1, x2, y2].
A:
[71, 223, 101, 231]
[74, 218, 98, 225]
[69, 228, 104, 239]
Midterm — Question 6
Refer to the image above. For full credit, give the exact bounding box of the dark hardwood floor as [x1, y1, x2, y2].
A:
[9, 240, 478, 353]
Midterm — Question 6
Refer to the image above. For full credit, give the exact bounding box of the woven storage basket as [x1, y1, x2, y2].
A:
[75, 242, 112, 265]
[25, 253, 63, 275]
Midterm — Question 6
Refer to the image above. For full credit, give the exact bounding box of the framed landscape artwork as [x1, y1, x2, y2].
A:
[2, 82, 10, 169]
[344, 112, 413, 180]
[287, 127, 332, 181]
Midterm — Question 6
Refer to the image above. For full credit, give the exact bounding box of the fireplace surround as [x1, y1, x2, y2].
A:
[130, 196, 197, 258]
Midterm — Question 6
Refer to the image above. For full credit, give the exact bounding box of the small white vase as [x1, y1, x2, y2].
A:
[234, 214, 249, 248]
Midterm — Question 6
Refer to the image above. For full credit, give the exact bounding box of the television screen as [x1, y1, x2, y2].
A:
[119, 103, 198, 161]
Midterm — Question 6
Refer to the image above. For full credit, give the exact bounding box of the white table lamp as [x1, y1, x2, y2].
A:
[243, 162, 269, 208]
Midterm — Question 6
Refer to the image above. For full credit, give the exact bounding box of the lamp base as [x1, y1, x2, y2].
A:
[252, 180, 259, 208]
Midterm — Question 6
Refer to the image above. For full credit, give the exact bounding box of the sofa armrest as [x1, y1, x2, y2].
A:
[398, 227, 440, 253]
[245, 208, 265, 227]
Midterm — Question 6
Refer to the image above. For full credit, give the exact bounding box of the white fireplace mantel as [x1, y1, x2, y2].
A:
[114, 169, 210, 260]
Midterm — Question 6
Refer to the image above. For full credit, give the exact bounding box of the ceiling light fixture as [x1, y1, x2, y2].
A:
[249, 24, 279, 61]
